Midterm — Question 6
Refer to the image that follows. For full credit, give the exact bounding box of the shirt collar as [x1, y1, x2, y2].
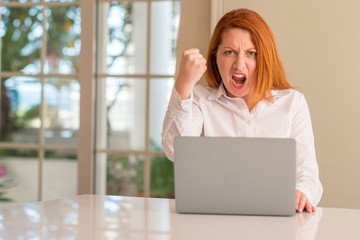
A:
[207, 83, 228, 100]
[207, 83, 292, 106]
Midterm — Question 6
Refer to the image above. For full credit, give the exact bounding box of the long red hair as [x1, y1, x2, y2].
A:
[205, 9, 294, 109]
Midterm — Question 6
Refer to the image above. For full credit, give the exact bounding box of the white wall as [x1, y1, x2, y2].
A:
[179, 0, 360, 209]
[176, 0, 211, 85]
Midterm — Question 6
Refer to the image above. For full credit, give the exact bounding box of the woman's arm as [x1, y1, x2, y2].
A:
[290, 93, 323, 211]
[161, 87, 203, 161]
[175, 48, 207, 100]
[162, 48, 206, 161]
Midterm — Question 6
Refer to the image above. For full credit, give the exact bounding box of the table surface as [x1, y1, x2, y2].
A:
[0, 194, 359, 239]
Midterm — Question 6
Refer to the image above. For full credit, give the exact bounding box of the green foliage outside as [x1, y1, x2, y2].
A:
[0, 178, 15, 202]
[0, 5, 80, 142]
[149, 140, 174, 198]
[106, 140, 174, 199]
[103, 3, 175, 199]
[1, 3, 175, 200]
[0, 5, 80, 201]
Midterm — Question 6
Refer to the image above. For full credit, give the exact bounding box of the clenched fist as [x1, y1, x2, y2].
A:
[175, 48, 207, 100]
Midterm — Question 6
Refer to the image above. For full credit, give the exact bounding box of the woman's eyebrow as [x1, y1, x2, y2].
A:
[220, 45, 257, 53]
[222, 45, 256, 50]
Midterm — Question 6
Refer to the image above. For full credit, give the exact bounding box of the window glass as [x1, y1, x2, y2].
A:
[150, 156, 174, 198]
[106, 154, 144, 196]
[96, 77, 146, 151]
[44, 78, 80, 146]
[95, 1, 180, 198]
[1, 77, 41, 144]
[1, 0, 41, 3]
[45, 0, 78, 2]
[45, 6, 81, 74]
[103, 1, 147, 75]
[149, 78, 174, 151]
[42, 151, 77, 201]
[150, 1, 180, 75]
[0, 149, 38, 204]
[1, 6, 42, 74]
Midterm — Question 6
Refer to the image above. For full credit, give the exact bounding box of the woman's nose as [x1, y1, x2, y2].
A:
[233, 56, 245, 70]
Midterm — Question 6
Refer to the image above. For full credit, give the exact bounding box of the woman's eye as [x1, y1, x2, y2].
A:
[224, 50, 235, 55]
[249, 51, 257, 56]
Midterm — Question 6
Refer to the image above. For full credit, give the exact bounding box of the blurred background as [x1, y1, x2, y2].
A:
[0, 0, 180, 205]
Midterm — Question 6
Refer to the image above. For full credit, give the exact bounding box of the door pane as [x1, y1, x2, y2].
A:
[100, 1, 147, 75]
[1, 77, 41, 144]
[150, 156, 174, 198]
[45, 5, 81, 74]
[96, 77, 146, 151]
[150, 1, 180, 75]
[42, 151, 77, 200]
[149, 78, 174, 151]
[1, 0, 41, 3]
[0, 149, 38, 205]
[1, 6, 42, 74]
[44, 78, 79, 146]
[106, 154, 144, 197]
[95, 1, 181, 199]
[45, 0, 78, 2]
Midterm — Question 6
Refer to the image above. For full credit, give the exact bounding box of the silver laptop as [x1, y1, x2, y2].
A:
[174, 136, 296, 216]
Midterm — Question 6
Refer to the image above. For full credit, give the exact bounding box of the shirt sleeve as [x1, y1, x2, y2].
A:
[161, 87, 203, 161]
[290, 93, 323, 206]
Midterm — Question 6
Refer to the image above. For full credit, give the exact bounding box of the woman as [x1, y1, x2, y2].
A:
[162, 9, 323, 213]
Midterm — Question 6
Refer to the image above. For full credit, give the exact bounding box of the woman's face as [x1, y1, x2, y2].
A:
[216, 28, 257, 102]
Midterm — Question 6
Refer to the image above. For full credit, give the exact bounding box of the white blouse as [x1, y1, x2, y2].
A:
[162, 84, 323, 206]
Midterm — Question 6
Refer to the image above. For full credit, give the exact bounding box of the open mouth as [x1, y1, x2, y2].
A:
[231, 73, 247, 89]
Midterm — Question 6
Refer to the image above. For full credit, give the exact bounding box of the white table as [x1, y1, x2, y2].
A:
[0, 195, 359, 239]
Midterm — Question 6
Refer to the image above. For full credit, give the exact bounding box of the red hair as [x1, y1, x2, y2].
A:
[205, 9, 294, 109]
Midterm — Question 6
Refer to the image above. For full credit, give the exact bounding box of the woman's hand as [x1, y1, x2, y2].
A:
[175, 48, 207, 100]
[296, 190, 316, 213]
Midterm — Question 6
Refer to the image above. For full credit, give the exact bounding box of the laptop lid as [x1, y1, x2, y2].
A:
[174, 136, 296, 216]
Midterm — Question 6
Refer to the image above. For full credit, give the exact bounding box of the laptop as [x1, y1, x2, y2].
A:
[174, 136, 296, 216]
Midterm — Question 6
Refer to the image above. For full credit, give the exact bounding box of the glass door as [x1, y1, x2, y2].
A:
[94, 0, 180, 198]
